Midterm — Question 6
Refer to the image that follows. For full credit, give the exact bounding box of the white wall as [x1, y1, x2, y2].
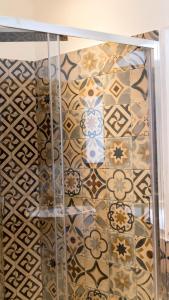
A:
[0, 0, 169, 36]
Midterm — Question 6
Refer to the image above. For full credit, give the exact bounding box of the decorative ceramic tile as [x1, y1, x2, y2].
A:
[64, 168, 82, 197]
[83, 199, 109, 232]
[134, 204, 152, 238]
[63, 110, 81, 139]
[61, 80, 80, 111]
[86, 289, 108, 300]
[104, 105, 131, 138]
[131, 101, 149, 136]
[109, 264, 136, 299]
[135, 268, 154, 300]
[67, 254, 85, 286]
[64, 139, 82, 169]
[109, 233, 134, 266]
[105, 138, 132, 169]
[80, 108, 104, 138]
[108, 202, 134, 233]
[85, 228, 108, 260]
[132, 136, 150, 169]
[82, 168, 107, 199]
[130, 68, 148, 102]
[81, 138, 105, 168]
[107, 169, 133, 201]
[79, 76, 104, 108]
[133, 170, 151, 203]
[85, 258, 109, 292]
[60, 52, 80, 81]
[103, 70, 130, 106]
[135, 237, 153, 272]
[0, 59, 42, 299]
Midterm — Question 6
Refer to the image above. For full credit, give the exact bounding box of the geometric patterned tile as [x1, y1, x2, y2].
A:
[81, 138, 105, 168]
[135, 237, 153, 272]
[105, 137, 132, 169]
[80, 108, 104, 138]
[109, 233, 134, 266]
[85, 258, 109, 292]
[132, 136, 150, 169]
[107, 169, 133, 201]
[104, 104, 131, 138]
[131, 68, 148, 102]
[82, 168, 107, 199]
[136, 268, 154, 300]
[79, 76, 104, 109]
[103, 70, 130, 106]
[133, 169, 151, 203]
[131, 101, 149, 136]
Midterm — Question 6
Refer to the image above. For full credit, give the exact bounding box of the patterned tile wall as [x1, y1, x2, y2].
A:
[61, 41, 154, 300]
[0, 59, 43, 299]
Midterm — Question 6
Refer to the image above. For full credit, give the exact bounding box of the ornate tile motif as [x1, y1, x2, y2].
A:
[85, 229, 108, 259]
[133, 170, 151, 203]
[86, 289, 108, 300]
[67, 255, 85, 286]
[61, 80, 80, 111]
[64, 139, 82, 169]
[131, 101, 149, 136]
[104, 105, 131, 138]
[107, 169, 133, 201]
[134, 204, 152, 237]
[79, 76, 104, 109]
[109, 264, 136, 299]
[109, 233, 134, 266]
[64, 168, 82, 197]
[60, 52, 79, 81]
[103, 70, 130, 106]
[108, 202, 134, 233]
[0, 59, 42, 299]
[80, 108, 104, 138]
[135, 268, 154, 300]
[86, 258, 109, 292]
[132, 136, 150, 169]
[135, 237, 153, 272]
[63, 110, 81, 139]
[81, 138, 105, 168]
[105, 138, 132, 169]
[131, 68, 148, 102]
[82, 169, 107, 199]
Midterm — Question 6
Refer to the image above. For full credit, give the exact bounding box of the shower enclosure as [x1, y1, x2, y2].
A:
[0, 17, 165, 300]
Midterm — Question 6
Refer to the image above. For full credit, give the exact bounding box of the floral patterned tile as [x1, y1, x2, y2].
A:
[130, 68, 148, 102]
[85, 289, 109, 300]
[134, 204, 153, 237]
[81, 138, 105, 169]
[80, 108, 104, 139]
[107, 201, 135, 234]
[135, 236, 153, 273]
[84, 227, 109, 261]
[133, 170, 151, 203]
[135, 268, 154, 300]
[81, 168, 107, 199]
[105, 137, 132, 169]
[132, 136, 150, 169]
[64, 138, 83, 169]
[102, 70, 130, 106]
[64, 168, 82, 198]
[104, 105, 131, 138]
[131, 101, 149, 136]
[109, 233, 134, 266]
[107, 169, 133, 202]
[109, 264, 136, 299]
[85, 257, 109, 292]
[79, 76, 104, 109]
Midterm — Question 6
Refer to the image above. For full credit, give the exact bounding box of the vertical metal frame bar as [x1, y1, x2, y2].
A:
[147, 45, 162, 300]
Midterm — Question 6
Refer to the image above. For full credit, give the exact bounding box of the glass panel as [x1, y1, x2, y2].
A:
[60, 35, 159, 300]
